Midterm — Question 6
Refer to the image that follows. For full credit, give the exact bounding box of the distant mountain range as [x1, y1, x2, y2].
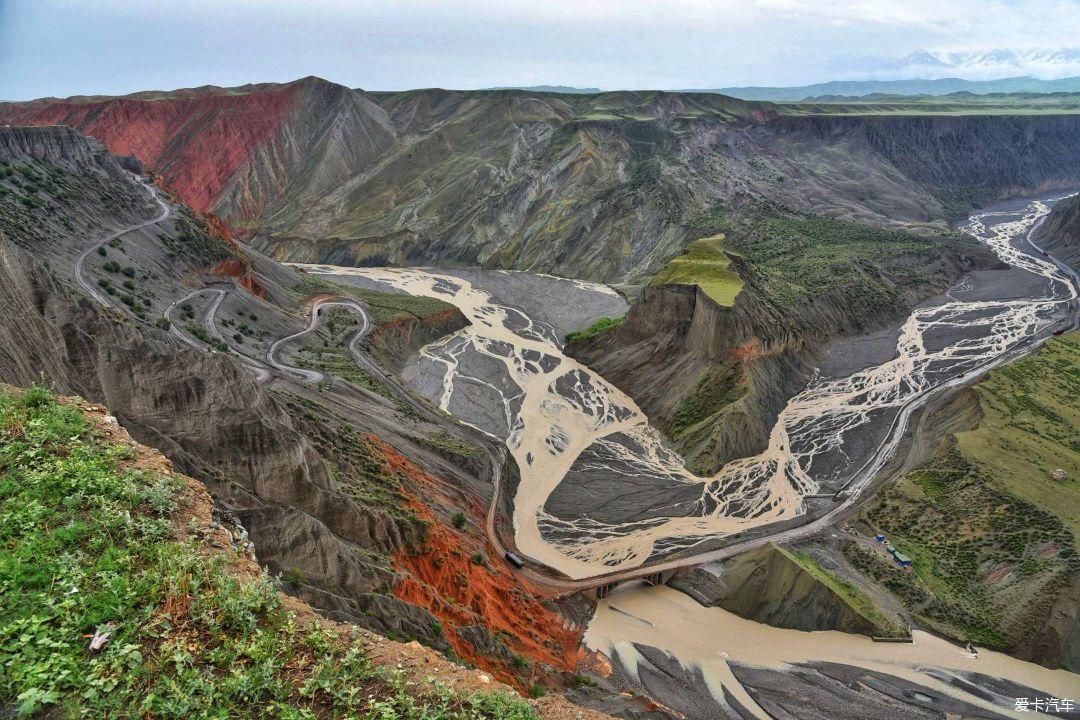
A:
[485, 85, 601, 94]
[704, 76, 1080, 102]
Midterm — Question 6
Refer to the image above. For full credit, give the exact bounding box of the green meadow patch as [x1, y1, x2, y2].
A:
[649, 234, 744, 307]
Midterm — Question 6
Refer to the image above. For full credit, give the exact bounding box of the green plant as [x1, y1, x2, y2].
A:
[451, 511, 467, 530]
[566, 316, 624, 343]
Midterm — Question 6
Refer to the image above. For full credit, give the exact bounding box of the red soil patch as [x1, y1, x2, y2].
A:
[985, 564, 1014, 584]
[2, 87, 298, 215]
[728, 338, 787, 362]
[203, 214, 267, 297]
[366, 436, 585, 688]
[211, 258, 267, 299]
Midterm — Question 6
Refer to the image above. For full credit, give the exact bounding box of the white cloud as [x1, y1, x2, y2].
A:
[4, 0, 1080, 98]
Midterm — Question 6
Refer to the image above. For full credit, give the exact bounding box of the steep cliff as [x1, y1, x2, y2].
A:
[668, 544, 905, 637]
[1037, 193, 1080, 267]
[568, 208, 997, 472]
[5, 80, 1079, 284]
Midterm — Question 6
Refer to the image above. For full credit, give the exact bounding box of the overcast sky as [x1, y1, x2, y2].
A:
[1, 0, 1079, 100]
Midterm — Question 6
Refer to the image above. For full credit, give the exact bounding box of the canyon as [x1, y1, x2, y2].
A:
[4, 77, 1080, 286]
[1, 76, 1079, 719]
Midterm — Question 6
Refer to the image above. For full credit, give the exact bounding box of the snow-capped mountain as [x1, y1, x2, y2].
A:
[878, 48, 1080, 80]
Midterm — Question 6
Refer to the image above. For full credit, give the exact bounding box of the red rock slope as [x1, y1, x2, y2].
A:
[0, 77, 396, 223]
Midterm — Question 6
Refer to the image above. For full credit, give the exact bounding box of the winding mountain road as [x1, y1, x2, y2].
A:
[163, 287, 273, 383]
[74, 177, 170, 307]
[265, 298, 372, 383]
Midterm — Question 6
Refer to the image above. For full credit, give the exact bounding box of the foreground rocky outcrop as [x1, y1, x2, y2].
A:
[0, 384, 612, 720]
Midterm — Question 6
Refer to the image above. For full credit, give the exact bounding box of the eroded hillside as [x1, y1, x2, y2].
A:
[5, 78, 1080, 284]
[0, 384, 611, 720]
[0, 125, 604, 700]
[1038, 192, 1080, 267]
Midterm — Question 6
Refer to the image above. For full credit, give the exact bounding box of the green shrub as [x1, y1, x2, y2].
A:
[566, 316, 624, 343]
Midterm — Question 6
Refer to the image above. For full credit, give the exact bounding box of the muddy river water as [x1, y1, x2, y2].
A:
[299, 195, 1079, 716]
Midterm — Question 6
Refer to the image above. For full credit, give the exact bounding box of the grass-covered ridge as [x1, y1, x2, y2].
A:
[565, 316, 624, 343]
[0, 386, 538, 719]
[959, 332, 1080, 540]
[649, 234, 744, 306]
[718, 204, 971, 315]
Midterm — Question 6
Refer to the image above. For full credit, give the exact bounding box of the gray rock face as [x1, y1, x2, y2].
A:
[0, 125, 123, 172]
[1038, 193, 1080, 267]
[668, 546, 883, 636]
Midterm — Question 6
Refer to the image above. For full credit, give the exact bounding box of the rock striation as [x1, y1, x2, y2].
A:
[1037, 192, 1080, 267]
[5, 79, 1080, 284]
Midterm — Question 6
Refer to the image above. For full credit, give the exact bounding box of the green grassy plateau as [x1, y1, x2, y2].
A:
[649, 233, 744, 306]
[778, 92, 1080, 116]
